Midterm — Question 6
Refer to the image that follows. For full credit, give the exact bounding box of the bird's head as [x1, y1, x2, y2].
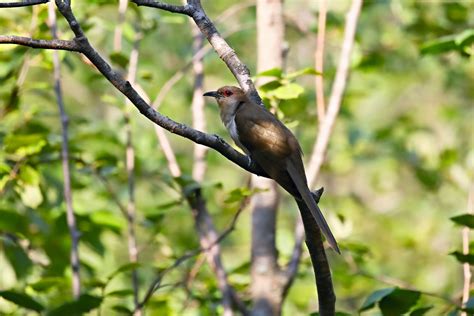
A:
[203, 86, 247, 115]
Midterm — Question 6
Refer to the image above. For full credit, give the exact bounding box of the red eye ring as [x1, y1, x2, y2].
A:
[223, 90, 233, 97]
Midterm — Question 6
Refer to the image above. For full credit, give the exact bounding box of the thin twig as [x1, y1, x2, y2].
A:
[461, 184, 474, 316]
[307, 0, 363, 185]
[0, 0, 48, 8]
[123, 25, 142, 316]
[47, 1, 80, 298]
[315, 0, 327, 124]
[136, 198, 247, 312]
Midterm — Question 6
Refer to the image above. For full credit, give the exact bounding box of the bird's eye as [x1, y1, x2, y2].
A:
[223, 90, 233, 97]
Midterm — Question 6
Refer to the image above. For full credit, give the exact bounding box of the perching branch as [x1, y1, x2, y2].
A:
[47, 1, 80, 298]
[0, 0, 48, 8]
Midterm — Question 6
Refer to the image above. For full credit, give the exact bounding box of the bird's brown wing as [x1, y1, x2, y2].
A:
[235, 102, 301, 195]
[235, 103, 293, 157]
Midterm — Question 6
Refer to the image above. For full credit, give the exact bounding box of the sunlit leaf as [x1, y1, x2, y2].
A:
[271, 83, 304, 100]
[286, 67, 321, 79]
[256, 67, 283, 78]
[18, 184, 43, 208]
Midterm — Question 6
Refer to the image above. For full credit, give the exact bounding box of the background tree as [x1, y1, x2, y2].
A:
[0, 0, 472, 315]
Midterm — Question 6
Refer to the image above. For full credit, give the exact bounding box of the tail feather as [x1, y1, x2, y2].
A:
[287, 162, 340, 253]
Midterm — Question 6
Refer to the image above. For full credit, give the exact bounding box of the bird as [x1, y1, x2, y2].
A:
[204, 86, 339, 253]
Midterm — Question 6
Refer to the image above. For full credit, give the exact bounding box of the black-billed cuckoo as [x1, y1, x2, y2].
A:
[204, 86, 339, 253]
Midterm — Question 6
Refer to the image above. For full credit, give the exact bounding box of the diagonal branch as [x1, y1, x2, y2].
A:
[48, 0, 268, 178]
[0, 0, 48, 7]
[0, 35, 80, 51]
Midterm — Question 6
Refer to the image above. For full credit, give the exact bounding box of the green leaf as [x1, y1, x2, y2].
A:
[19, 184, 43, 208]
[410, 305, 434, 316]
[256, 67, 283, 78]
[106, 289, 134, 297]
[455, 29, 474, 47]
[0, 290, 44, 312]
[359, 287, 395, 311]
[450, 251, 474, 264]
[4, 134, 47, 156]
[47, 294, 102, 316]
[106, 262, 141, 282]
[286, 67, 321, 79]
[224, 187, 265, 203]
[29, 277, 66, 292]
[19, 165, 40, 185]
[420, 36, 457, 55]
[379, 288, 421, 316]
[90, 211, 126, 231]
[450, 214, 474, 228]
[379, 289, 421, 316]
[112, 305, 133, 314]
[271, 83, 304, 100]
[109, 52, 129, 68]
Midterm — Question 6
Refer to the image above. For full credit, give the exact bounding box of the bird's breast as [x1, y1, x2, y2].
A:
[225, 115, 249, 154]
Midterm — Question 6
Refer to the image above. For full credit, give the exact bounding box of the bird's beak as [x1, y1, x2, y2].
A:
[203, 91, 219, 98]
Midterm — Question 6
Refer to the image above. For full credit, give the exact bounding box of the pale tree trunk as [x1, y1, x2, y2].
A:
[251, 0, 285, 315]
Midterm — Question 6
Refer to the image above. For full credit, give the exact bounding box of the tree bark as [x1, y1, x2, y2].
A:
[250, 0, 285, 315]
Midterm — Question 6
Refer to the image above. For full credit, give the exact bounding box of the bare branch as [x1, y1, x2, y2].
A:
[0, 0, 48, 8]
[0, 35, 80, 51]
[49, 0, 267, 178]
[131, 0, 191, 15]
[47, 1, 80, 298]
[307, 0, 363, 185]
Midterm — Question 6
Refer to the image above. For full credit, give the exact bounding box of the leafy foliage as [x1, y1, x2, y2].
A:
[0, 1, 472, 315]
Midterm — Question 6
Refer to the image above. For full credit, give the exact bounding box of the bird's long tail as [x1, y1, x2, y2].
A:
[287, 163, 340, 253]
